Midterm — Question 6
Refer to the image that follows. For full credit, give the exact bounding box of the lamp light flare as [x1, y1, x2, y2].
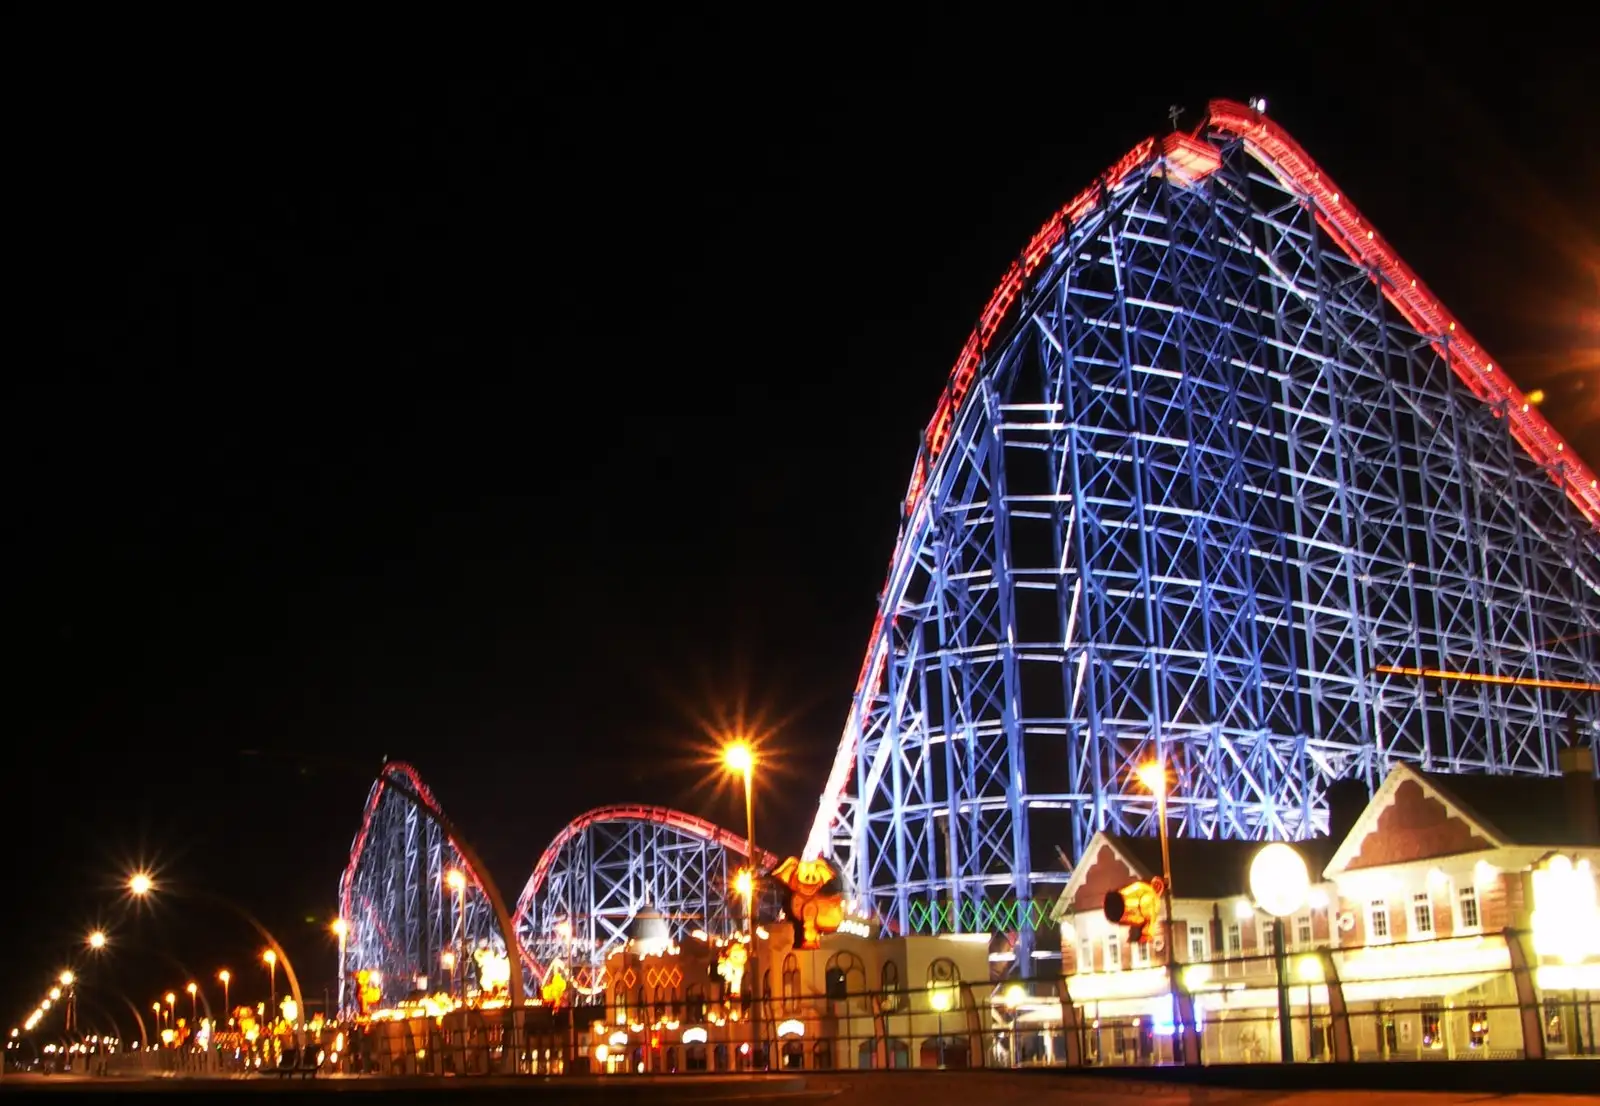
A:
[87, 931, 107, 950]
[1526, 388, 1546, 406]
[128, 872, 153, 896]
[262, 949, 276, 967]
[1135, 760, 1167, 795]
[58, 972, 74, 987]
[445, 869, 466, 892]
[723, 740, 754, 774]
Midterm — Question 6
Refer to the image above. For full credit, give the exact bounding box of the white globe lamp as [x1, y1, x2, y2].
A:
[1249, 842, 1311, 919]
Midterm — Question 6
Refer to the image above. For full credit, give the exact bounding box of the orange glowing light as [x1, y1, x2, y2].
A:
[1375, 664, 1600, 694]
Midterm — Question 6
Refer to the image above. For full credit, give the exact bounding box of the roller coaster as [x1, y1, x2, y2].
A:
[339, 99, 1600, 1002]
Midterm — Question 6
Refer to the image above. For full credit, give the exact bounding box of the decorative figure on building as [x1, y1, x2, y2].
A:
[773, 856, 845, 949]
[716, 940, 748, 996]
[540, 966, 569, 1009]
[1103, 879, 1161, 943]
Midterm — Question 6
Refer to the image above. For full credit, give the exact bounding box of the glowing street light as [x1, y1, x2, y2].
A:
[331, 918, 348, 1019]
[87, 931, 107, 950]
[128, 872, 154, 897]
[58, 972, 74, 988]
[186, 982, 198, 1025]
[262, 950, 277, 1012]
[217, 970, 231, 1019]
[722, 739, 758, 931]
[444, 870, 467, 999]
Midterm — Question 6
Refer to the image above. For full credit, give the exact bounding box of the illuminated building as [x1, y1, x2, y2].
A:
[1052, 751, 1600, 1063]
[583, 916, 992, 1073]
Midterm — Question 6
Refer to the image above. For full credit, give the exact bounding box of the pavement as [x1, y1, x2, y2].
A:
[0, 1067, 1596, 1104]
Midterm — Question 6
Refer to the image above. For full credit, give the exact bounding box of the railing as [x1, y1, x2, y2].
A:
[53, 932, 1600, 1076]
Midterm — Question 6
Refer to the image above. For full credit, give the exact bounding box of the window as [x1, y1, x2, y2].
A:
[1420, 1000, 1443, 1049]
[1262, 921, 1279, 954]
[1226, 923, 1242, 957]
[782, 953, 800, 1014]
[1079, 938, 1094, 973]
[1130, 939, 1151, 968]
[880, 959, 901, 1012]
[1187, 925, 1207, 963]
[1412, 892, 1434, 936]
[1295, 912, 1313, 947]
[1104, 933, 1121, 972]
[1458, 885, 1480, 930]
[1367, 899, 1389, 941]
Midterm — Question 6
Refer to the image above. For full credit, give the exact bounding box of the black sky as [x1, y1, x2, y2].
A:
[6, 15, 1597, 1032]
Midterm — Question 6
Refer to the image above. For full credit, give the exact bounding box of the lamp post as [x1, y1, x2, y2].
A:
[1249, 843, 1311, 1064]
[1135, 760, 1175, 964]
[330, 919, 347, 1019]
[217, 972, 230, 1024]
[262, 951, 277, 1014]
[929, 985, 951, 1069]
[723, 740, 757, 929]
[723, 738, 760, 1069]
[445, 870, 467, 1000]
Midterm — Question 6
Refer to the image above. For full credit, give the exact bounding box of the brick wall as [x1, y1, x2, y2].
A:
[1345, 779, 1493, 870]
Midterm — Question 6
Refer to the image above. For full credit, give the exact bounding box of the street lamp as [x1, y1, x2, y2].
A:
[87, 931, 107, 951]
[185, 983, 198, 1027]
[331, 919, 347, 1019]
[1135, 760, 1175, 961]
[262, 950, 277, 1014]
[128, 872, 154, 897]
[217, 971, 230, 1022]
[1249, 843, 1311, 1064]
[722, 739, 757, 931]
[445, 870, 467, 999]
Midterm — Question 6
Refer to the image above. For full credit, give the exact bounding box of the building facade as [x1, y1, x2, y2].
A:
[1049, 751, 1600, 1064]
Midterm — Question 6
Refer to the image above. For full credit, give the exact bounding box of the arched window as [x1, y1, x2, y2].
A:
[926, 957, 960, 1015]
[825, 951, 868, 1012]
[880, 959, 901, 1012]
[782, 953, 800, 1014]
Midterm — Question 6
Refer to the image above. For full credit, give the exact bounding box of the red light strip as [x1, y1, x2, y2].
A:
[512, 805, 777, 982]
[806, 136, 1159, 857]
[338, 761, 492, 951]
[1205, 98, 1600, 529]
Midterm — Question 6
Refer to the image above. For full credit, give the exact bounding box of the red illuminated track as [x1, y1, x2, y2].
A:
[1203, 99, 1600, 526]
[338, 760, 491, 928]
[513, 804, 776, 982]
[804, 101, 1600, 856]
[517, 804, 776, 908]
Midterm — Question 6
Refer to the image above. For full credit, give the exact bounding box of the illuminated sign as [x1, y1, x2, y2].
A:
[773, 856, 844, 949]
[837, 917, 873, 938]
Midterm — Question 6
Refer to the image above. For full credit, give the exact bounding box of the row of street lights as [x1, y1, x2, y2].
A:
[8, 871, 307, 1051]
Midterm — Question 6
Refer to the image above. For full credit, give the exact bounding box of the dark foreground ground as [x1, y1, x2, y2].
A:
[0, 1063, 1595, 1105]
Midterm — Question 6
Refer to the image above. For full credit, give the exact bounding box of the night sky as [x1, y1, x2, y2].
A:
[7, 17, 1596, 1034]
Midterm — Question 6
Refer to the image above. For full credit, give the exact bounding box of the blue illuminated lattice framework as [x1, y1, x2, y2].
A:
[805, 101, 1600, 969]
[338, 762, 503, 1014]
[512, 806, 778, 987]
